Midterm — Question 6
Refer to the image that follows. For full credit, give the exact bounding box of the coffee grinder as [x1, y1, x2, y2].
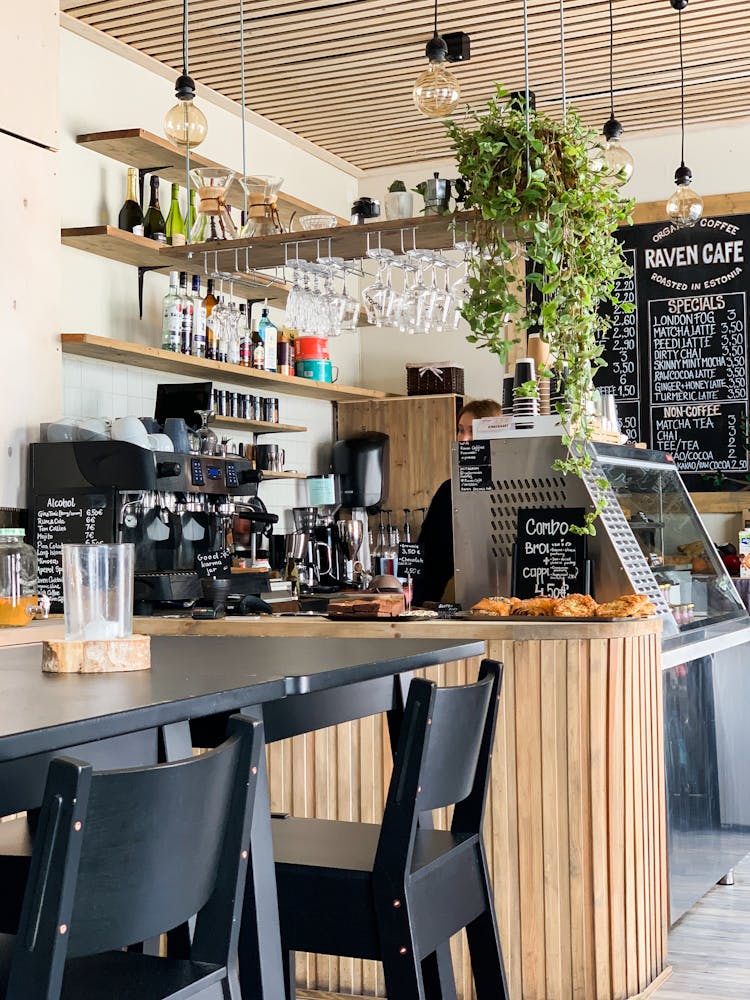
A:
[331, 432, 389, 587]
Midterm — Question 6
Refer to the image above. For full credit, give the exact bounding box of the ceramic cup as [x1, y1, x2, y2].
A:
[74, 417, 111, 441]
[147, 433, 175, 452]
[111, 416, 151, 449]
[295, 359, 339, 383]
[46, 420, 76, 443]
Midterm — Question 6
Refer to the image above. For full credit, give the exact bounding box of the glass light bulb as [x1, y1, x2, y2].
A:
[412, 61, 461, 119]
[602, 138, 634, 187]
[164, 98, 208, 150]
[588, 137, 606, 174]
[666, 184, 703, 228]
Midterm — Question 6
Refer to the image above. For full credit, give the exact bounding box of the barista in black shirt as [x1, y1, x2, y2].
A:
[412, 398, 501, 606]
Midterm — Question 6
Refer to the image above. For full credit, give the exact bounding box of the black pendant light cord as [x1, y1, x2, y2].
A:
[608, 0, 615, 118]
[433, 0, 439, 38]
[678, 5, 685, 167]
[183, 0, 189, 76]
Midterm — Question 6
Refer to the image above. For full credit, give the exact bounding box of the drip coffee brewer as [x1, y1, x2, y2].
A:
[190, 168, 237, 242]
[287, 507, 332, 594]
[240, 175, 284, 238]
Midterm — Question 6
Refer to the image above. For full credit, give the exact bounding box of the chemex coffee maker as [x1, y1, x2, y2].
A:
[27, 439, 267, 614]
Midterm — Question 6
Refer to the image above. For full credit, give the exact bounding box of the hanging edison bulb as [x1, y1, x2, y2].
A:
[412, 35, 461, 119]
[600, 115, 634, 188]
[164, 74, 208, 150]
[666, 164, 703, 228]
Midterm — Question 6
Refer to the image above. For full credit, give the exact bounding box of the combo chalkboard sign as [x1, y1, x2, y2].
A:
[512, 507, 589, 600]
[34, 492, 113, 608]
[195, 548, 233, 579]
[597, 213, 750, 488]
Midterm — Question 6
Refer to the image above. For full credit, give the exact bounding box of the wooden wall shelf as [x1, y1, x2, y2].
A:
[211, 416, 307, 435]
[60, 226, 289, 303]
[60, 334, 388, 403]
[76, 128, 348, 228]
[260, 471, 307, 481]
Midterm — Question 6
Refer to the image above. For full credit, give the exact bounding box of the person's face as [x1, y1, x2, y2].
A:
[457, 412, 475, 442]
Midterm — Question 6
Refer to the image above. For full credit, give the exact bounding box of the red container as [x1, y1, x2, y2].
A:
[294, 336, 329, 360]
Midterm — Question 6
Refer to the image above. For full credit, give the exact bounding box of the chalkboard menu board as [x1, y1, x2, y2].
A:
[457, 440, 493, 492]
[597, 213, 750, 488]
[34, 492, 114, 607]
[512, 507, 589, 599]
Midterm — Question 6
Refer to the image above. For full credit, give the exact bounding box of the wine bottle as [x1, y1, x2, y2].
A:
[165, 183, 186, 246]
[144, 175, 166, 243]
[118, 168, 144, 235]
[203, 279, 218, 360]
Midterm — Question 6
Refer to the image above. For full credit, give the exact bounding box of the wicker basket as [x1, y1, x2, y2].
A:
[406, 362, 465, 396]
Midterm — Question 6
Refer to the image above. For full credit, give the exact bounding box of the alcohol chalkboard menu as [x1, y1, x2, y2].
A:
[512, 507, 589, 600]
[597, 213, 750, 488]
[34, 492, 114, 607]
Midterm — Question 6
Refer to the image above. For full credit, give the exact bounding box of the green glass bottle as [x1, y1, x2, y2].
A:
[187, 189, 197, 241]
[165, 183, 186, 246]
[144, 175, 166, 243]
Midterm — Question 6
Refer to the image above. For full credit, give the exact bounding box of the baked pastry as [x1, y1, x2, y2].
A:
[512, 597, 559, 617]
[595, 594, 653, 618]
[471, 597, 514, 616]
[552, 593, 599, 618]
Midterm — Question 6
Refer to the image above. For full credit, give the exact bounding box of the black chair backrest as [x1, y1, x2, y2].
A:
[8, 715, 261, 996]
[376, 659, 502, 875]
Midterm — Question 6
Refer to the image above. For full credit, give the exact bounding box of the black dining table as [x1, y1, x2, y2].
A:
[0, 634, 484, 1000]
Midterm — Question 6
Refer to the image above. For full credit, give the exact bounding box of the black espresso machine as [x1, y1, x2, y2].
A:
[27, 440, 273, 614]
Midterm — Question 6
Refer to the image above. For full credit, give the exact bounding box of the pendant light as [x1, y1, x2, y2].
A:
[665, 0, 703, 228]
[601, 0, 634, 187]
[412, 0, 461, 119]
[164, 0, 208, 149]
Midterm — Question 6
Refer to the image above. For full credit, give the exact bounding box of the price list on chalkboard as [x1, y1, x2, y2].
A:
[602, 213, 750, 486]
[34, 493, 113, 605]
[597, 248, 641, 443]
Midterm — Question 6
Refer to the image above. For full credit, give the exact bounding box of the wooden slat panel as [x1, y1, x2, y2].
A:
[63, 0, 750, 170]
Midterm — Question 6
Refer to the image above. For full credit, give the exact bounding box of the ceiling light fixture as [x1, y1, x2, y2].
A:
[163, 0, 208, 149]
[412, 0, 461, 119]
[601, 0, 634, 188]
[665, 0, 703, 228]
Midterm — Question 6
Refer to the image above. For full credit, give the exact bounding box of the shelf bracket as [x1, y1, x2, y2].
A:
[137, 265, 161, 320]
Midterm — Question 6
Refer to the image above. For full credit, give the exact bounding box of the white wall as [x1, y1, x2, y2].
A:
[57, 27, 360, 521]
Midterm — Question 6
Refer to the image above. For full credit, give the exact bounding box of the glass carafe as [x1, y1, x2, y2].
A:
[190, 168, 237, 242]
[0, 529, 46, 627]
[240, 175, 284, 237]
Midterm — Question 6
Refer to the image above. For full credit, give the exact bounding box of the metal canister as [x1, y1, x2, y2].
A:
[252, 395, 262, 421]
[239, 393, 250, 419]
[213, 388, 226, 415]
[228, 391, 239, 418]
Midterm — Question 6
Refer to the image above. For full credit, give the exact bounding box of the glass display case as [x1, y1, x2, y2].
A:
[593, 445, 746, 633]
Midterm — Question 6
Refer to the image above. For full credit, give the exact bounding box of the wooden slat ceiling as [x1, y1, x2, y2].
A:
[62, 0, 750, 171]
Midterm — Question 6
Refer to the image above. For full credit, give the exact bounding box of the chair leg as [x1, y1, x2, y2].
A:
[421, 950, 456, 1000]
[466, 909, 509, 1000]
[282, 949, 296, 1000]
[381, 935, 428, 1000]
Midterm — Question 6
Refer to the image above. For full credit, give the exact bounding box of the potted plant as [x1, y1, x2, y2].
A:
[384, 180, 414, 220]
[446, 87, 634, 533]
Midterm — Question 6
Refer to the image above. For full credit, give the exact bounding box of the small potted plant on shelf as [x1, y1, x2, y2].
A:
[445, 86, 634, 533]
[384, 180, 414, 220]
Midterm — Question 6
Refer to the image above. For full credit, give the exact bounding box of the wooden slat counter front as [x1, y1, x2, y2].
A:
[7, 616, 668, 1000]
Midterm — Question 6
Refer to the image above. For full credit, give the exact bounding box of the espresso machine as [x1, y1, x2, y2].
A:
[27, 440, 265, 613]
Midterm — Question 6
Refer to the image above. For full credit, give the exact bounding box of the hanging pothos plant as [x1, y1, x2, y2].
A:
[445, 86, 634, 533]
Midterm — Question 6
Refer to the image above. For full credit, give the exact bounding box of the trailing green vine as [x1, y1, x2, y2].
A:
[446, 87, 634, 534]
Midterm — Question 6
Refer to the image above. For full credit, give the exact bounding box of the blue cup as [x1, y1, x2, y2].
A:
[295, 359, 339, 383]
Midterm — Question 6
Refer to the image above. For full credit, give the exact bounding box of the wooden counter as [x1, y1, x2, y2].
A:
[3, 615, 668, 1000]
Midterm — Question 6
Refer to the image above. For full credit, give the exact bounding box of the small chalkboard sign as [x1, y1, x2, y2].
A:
[398, 542, 424, 575]
[512, 507, 589, 600]
[436, 602, 462, 619]
[457, 440, 493, 493]
[195, 548, 232, 579]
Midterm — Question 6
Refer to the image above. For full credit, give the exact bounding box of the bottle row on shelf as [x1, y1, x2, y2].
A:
[161, 272, 290, 375]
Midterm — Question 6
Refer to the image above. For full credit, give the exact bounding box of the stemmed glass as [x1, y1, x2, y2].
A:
[362, 249, 395, 327]
[211, 284, 232, 359]
[339, 265, 361, 332]
[194, 410, 218, 456]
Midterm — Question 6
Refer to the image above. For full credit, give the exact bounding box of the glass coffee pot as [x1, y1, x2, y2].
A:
[190, 168, 237, 242]
[240, 175, 284, 238]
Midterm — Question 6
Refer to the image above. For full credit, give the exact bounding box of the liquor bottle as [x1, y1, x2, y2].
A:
[179, 272, 193, 354]
[191, 275, 206, 358]
[144, 175, 166, 243]
[165, 183, 186, 246]
[227, 304, 241, 366]
[117, 167, 144, 234]
[161, 271, 182, 352]
[216, 298, 229, 364]
[252, 314, 265, 370]
[257, 306, 278, 373]
[239, 303, 251, 367]
[373, 513, 386, 575]
[203, 279, 218, 360]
